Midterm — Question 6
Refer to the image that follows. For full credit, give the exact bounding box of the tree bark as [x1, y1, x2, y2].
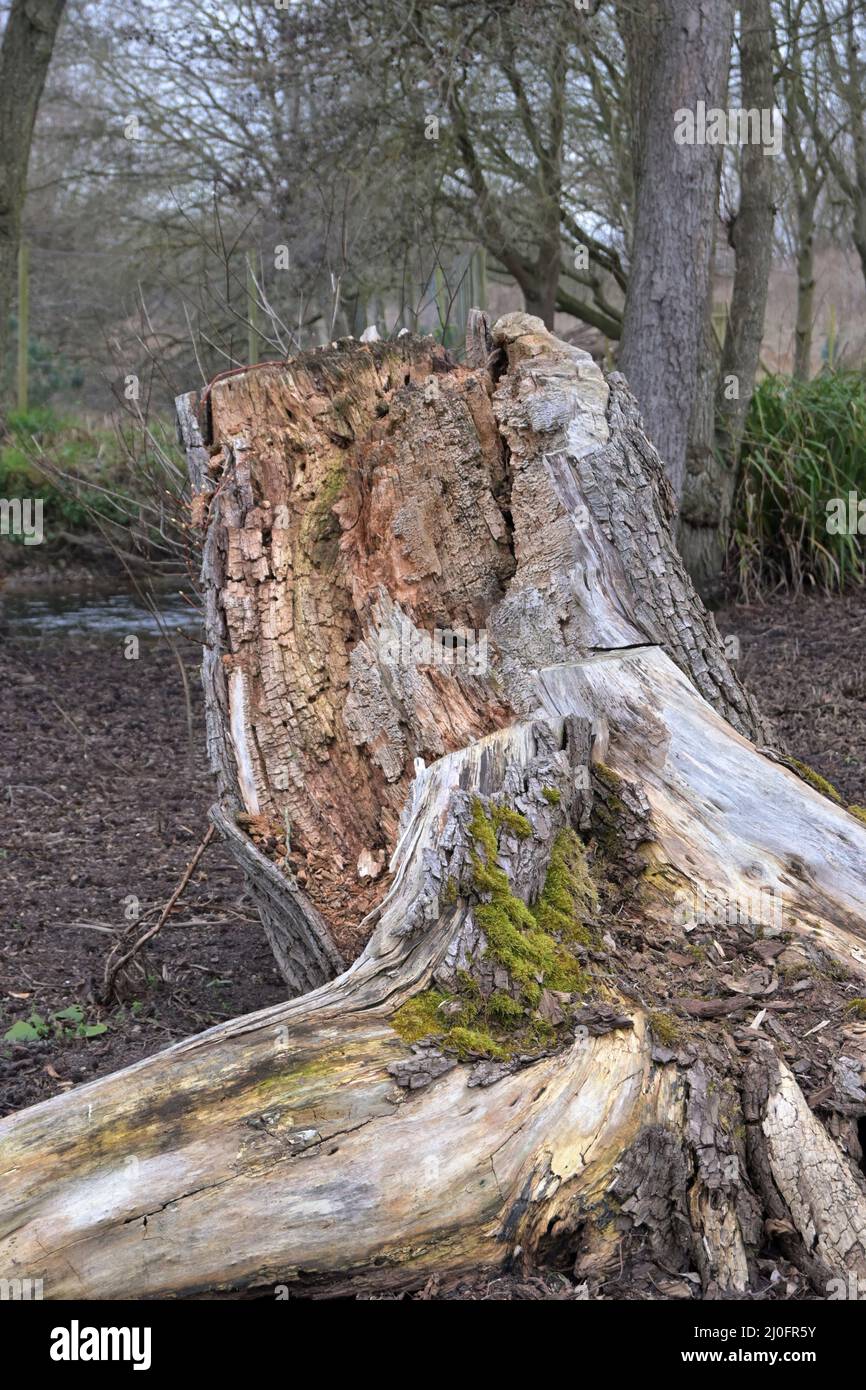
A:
[618, 0, 734, 500]
[679, 0, 776, 600]
[793, 186, 817, 381]
[3, 315, 866, 1302]
[0, 0, 67, 402]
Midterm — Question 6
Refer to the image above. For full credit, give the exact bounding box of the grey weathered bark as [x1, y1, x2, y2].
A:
[618, 0, 735, 500]
[0, 0, 67, 401]
[3, 316, 866, 1302]
[679, 0, 776, 598]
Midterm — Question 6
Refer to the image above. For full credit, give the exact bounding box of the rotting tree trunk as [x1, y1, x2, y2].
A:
[3, 314, 866, 1301]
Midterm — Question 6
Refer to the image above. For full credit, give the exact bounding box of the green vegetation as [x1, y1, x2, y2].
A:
[787, 757, 844, 804]
[0, 407, 130, 536]
[391, 799, 599, 1061]
[736, 372, 866, 595]
[3, 1003, 108, 1043]
[648, 1010, 680, 1047]
[848, 805, 866, 826]
[469, 800, 590, 1003]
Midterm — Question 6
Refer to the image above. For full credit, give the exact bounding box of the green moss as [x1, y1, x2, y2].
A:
[391, 990, 449, 1044]
[468, 796, 501, 881]
[779, 960, 810, 983]
[594, 762, 623, 791]
[649, 1011, 680, 1047]
[492, 805, 533, 839]
[300, 463, 347, 550]
[534, 829, 598, 945]
[847, 804, 866, 826]
[818, 955, 851, 983]
[542, 787, 561, 805]
[470, 800, 592, 1000]
[489, 991, 524, 1022]
[388, 800, 601, 1063]
[788, 758, 843, 804]
[591, 763, 627, 856]
[456, 968, 482, 999]
[845, 998, 866, 1018]
[446, 1027, 509, 1061]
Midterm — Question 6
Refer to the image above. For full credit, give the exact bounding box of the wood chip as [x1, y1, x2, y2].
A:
[803, 1018, 831, 1038]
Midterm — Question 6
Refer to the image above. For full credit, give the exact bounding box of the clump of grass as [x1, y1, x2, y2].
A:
[845, 998, 866, 1018]
[0, 407, 131, 534]
[735, 372, 866, 597]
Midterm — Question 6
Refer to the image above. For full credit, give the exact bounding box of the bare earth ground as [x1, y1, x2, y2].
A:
[1, 585, 864, 1299]
[0, 629, 285, 1117]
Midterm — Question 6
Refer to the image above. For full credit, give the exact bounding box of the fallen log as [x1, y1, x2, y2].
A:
[2, 313, 866, 1300]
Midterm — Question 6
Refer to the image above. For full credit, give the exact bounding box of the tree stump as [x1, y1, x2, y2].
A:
[2, 314, 866, 1301]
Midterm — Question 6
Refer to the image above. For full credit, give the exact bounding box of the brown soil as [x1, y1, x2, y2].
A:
[715, 587, 866, 806]
[0, 631, 285, 1117]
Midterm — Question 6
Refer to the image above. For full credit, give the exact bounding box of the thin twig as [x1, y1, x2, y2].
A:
[102, 824, 216, 1001]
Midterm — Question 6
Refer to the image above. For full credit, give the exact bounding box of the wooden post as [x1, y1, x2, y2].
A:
[17, 242, 29, 413]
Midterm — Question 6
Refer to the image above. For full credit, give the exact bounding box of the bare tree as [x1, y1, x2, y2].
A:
[0, 0, 67, 403]
[798, 0, 866, 294]
[777, 0, 827, 379]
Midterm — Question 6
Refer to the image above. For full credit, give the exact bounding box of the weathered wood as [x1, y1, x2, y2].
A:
[3, 314, 866, 1301]
[178, 313, 769, 989]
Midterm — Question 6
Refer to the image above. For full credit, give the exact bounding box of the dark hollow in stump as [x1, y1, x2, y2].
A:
[2, 314, 866, 1300]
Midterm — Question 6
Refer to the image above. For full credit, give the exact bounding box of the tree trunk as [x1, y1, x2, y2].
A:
[3, 315, 866, 1302]
[0, 0, 66, 402]
[793, 188, 817, 381]
[618, 0, 734, 500]
[679, 0, 775, 600]
[713, 0, 775, 462]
